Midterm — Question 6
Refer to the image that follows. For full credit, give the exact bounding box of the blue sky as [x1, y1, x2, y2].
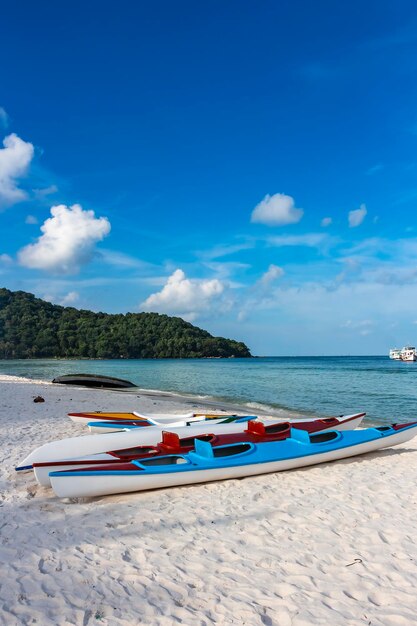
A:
[1, 0, 417, 355]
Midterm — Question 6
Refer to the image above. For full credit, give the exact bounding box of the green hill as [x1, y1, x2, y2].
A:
[0, 288, 251, 359]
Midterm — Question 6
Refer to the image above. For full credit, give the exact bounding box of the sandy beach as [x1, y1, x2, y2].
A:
[1, 374, 417, 626]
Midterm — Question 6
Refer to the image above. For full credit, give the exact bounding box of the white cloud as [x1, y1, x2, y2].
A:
[321, 217, 332, 227]
[0, 133, 34, 209]
[238, 265, 284, 321]
[251, 193, 304, 226]
[99, 249, 150, 269]
[268, 233, 330, 249]
[0, 107, 8, 128]
[200, 241, 254, 260]
[44, 291, 80, 306]
[18, 203, 111, 274]
[25, 214, 38, 224]
[60, 291, 79, 305]
[0, 253, 12, 265]
[140, 269, 228, 321]
[348, 203, 367, 227]
[258, 264, 284, 286]
[33, 184, 58, 199]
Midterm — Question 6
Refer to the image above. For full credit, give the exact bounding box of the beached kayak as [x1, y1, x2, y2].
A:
[85, 410, 363, 433]
[16, 412, 365, 472]
[49, 422, 417, 498]
[33, 413, 365, 486]
[53, 374, 136, 389]
[85, 415, 237, 433]
[68, 411, 239, 425]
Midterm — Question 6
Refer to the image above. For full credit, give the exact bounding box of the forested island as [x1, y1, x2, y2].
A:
[0, 288, 251, 359]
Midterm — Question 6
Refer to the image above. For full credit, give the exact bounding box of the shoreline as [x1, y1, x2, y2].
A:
[2, 376, 417, 624]
[0, 373, 312, 421]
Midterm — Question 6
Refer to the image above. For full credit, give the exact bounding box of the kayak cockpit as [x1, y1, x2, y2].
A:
[211, 443, 253, 457]
[309, 431, 341, 444]
[135, 455, 189, 467]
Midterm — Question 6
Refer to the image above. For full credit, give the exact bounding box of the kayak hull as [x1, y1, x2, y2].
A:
[49, 424, 417, 499]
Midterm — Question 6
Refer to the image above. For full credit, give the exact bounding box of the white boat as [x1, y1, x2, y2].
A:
[389, 346, 417, 361]
[389, 348, 402, 360]
[400, 347, 417, 362]
[48, 422, 417, 499]
[16, 413, 365, 473]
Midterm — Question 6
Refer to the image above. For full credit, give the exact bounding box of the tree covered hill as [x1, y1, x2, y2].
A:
[0, 288, 251, 359]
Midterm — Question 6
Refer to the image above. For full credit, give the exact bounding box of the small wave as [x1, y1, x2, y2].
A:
[0, 374, 52, 385]
[134, 387, 214, 400]
[245, 401, 281, 413]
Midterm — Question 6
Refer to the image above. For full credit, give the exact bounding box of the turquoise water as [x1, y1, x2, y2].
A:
[1, 356, 416, 425]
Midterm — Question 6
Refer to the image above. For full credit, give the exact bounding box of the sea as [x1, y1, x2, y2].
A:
[1, 356, 416, 426]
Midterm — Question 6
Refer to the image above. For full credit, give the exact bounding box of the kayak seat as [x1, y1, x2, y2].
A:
[290, 428, 311, 443]
[160, 431, 182, 452]
[246, 421, 291, 438]
[318, 418, 339, 427]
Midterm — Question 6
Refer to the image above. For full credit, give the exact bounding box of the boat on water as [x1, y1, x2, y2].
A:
[389, 346, 417, 361]
[16, 412, 365, 472]
[400, 347, 417, 362]
[48, 422, 417, 499]
[389, 348, 402, 360]
[32, 413, 366, 486]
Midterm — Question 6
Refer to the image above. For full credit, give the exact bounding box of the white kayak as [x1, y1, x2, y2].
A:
[49, 422, 417, 499]
[17, 412, 365, 476]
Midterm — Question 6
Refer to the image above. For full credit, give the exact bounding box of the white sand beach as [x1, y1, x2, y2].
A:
[1, 374, 417, 626]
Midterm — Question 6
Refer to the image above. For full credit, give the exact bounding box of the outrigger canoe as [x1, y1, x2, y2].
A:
[49, 422, 417, 499]
[33, 413, 365, 486]
[16, 412, 365, 473]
